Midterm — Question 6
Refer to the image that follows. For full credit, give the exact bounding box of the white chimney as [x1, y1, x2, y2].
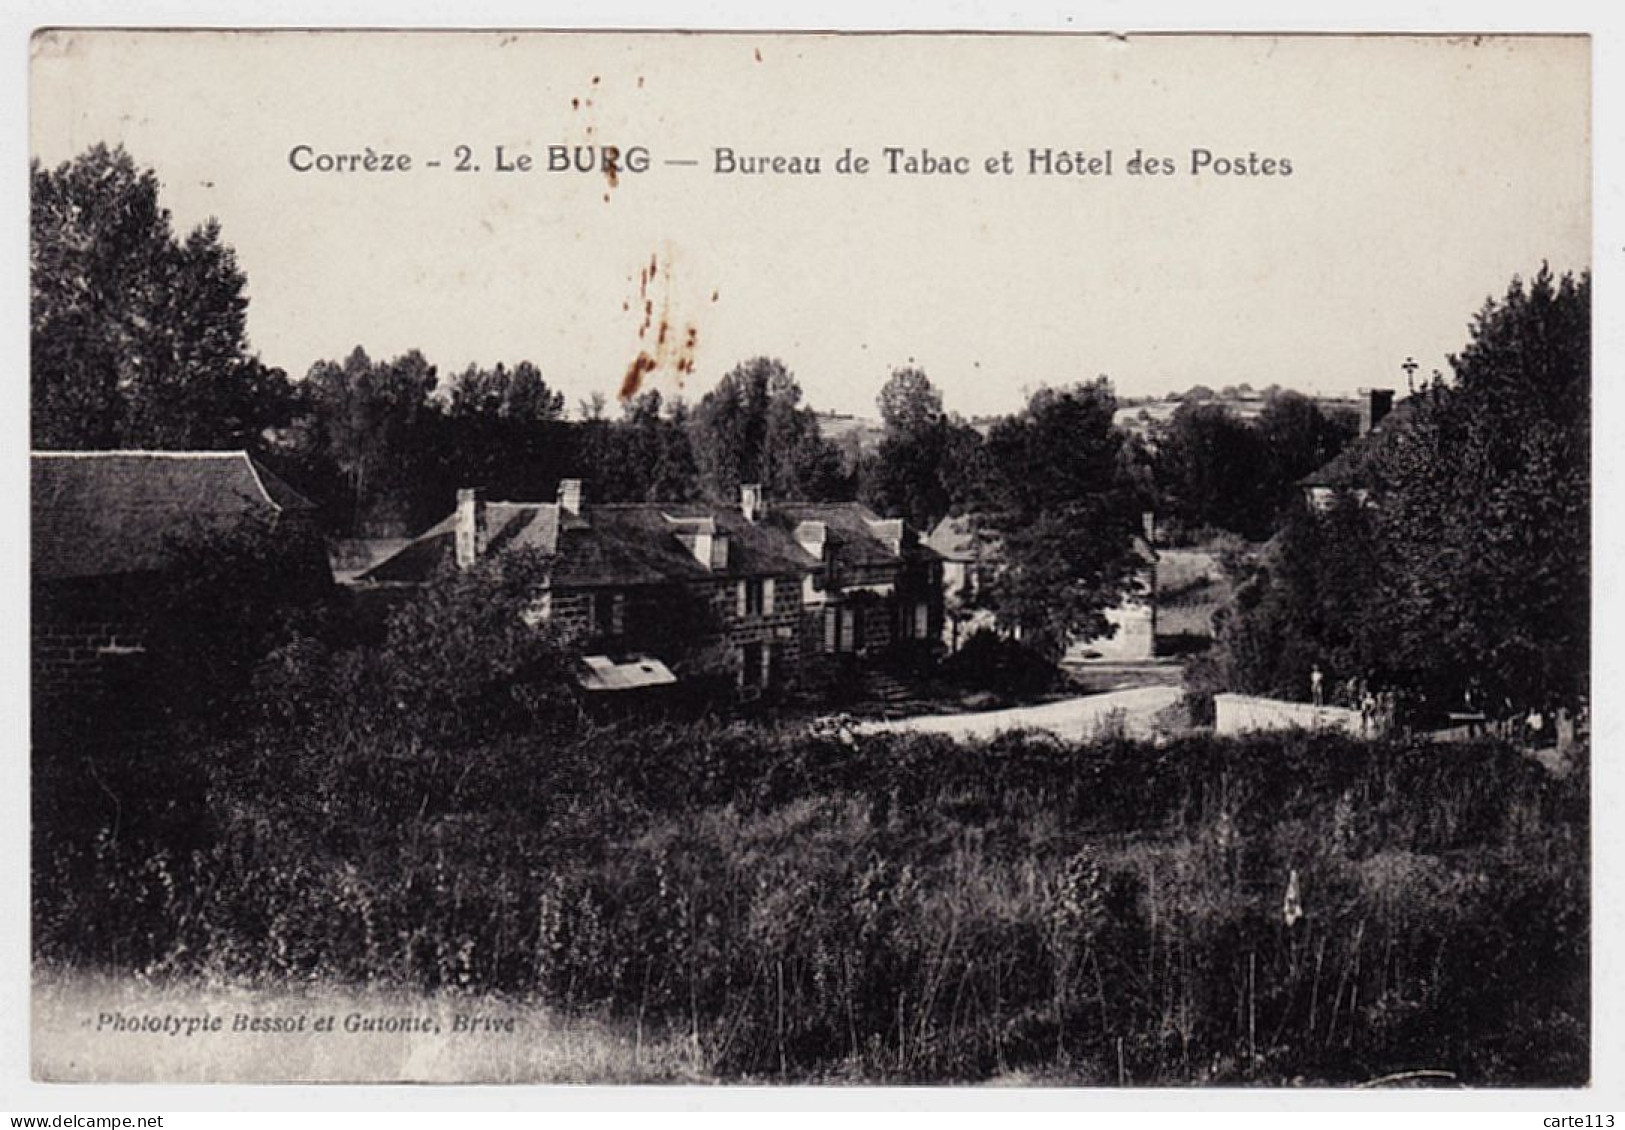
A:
[741, 483, 765, 522]
[558, 478, 583, 514]
[455, 487, 487, 569]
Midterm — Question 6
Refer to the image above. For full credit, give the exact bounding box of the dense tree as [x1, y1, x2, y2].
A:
[1151, 392, 1356, 540]
[973, 380, 1143, 658]
[1199, 266, 1590, 716]
[571, 391, 700, 503]
[1193, 493, 1388, 701]
[1152, 402, 1269, 539]
[1374, 266, 1589, 712]
[286, 347, 440, 534]
[876, 366, 943, 433]
[424, 360, 574, 513]
[31, 145, 291, 449]
[688, 358, 847, 503]
[444, 361, 564, 422]
[142, 509, 334, 725]
[617, 391, 700, 502]
[860, 367, 987, 530]
[1253, 391, 1357, 519]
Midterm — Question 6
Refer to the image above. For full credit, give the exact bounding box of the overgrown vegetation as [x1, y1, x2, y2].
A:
[36, 682, 1587, 1085]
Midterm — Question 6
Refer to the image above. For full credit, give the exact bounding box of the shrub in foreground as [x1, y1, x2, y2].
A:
[33, 722, 1587, 1085]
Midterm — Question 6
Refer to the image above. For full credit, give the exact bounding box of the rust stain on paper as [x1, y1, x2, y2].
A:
[619, 248, 703, 400]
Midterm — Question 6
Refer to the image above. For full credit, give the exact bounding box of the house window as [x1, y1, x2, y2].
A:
[738, 577, 775, 617]
[592, 591, 625, 636]
[825, 605, 859, 653]
[741, 641, 768, 689]
[913, 601, 930, 639]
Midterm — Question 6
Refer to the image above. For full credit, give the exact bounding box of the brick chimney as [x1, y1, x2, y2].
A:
[557, 478, 583, 514]
[455, 487, 487, 569]
[740, 483, 764, 522]
[1359, 388, 1395, 435]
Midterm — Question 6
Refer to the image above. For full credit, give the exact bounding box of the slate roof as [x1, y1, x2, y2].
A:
[32, 451, 315, 581]
[582, 504, 823, 583]
[359, 502, 564, 585]
[1300, 397, 1419, 489]
[773, 502, 915, 571]
[358, 497, 917, 588]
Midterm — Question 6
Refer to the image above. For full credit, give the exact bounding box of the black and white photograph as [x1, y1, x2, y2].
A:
[20, 25, 1598, 1097]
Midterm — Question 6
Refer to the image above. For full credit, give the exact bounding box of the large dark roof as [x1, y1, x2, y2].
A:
[1300, 398, 1420, 489]
[773, 502, 911, 571]
[32, 451, 314, 581]
[359, 503, 563, 584]
[358, 498, 915, 588]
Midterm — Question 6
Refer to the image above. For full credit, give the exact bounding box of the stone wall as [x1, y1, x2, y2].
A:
[33, 581, 148, 702]
[694, 575, 804, 687]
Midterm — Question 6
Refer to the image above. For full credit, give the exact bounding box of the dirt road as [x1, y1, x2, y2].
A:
[853, 685, 1183, 743]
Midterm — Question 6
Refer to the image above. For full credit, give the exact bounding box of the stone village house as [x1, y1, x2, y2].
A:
[31, 450, 329, 704]
[358, 481, 945, 700]
[1299, 387, 1409, 512]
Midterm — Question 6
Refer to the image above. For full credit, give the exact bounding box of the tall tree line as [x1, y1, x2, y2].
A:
[1197, 267, 1590, 715]
[34, 144, 1378, 665]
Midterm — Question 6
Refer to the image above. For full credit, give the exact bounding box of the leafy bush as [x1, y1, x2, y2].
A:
[942, 628, 1058, 698]
[34, 713, 1587, 1085]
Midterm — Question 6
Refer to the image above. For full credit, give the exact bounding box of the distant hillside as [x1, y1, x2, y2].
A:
[1115, 393, 1361, 438]
[812, 411, 886, 457]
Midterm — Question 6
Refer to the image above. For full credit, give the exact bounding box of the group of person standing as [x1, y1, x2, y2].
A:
[1308, 664, 1396, 736]
[1306, 664, 1584, 749]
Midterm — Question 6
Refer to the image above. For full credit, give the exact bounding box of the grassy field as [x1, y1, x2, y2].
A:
[34, 718, 1589, 1086]
[1154, 547, 1231, 643]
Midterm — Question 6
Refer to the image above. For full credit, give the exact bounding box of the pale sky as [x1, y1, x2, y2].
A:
[30, 31, 1591, 419]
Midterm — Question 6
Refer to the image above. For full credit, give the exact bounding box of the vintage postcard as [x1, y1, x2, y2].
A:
[26, 29, 1592, 1089]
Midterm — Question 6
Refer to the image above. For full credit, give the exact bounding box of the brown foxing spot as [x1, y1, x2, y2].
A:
[621, 352, 657, 399]
[619, 249, 702, 398]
